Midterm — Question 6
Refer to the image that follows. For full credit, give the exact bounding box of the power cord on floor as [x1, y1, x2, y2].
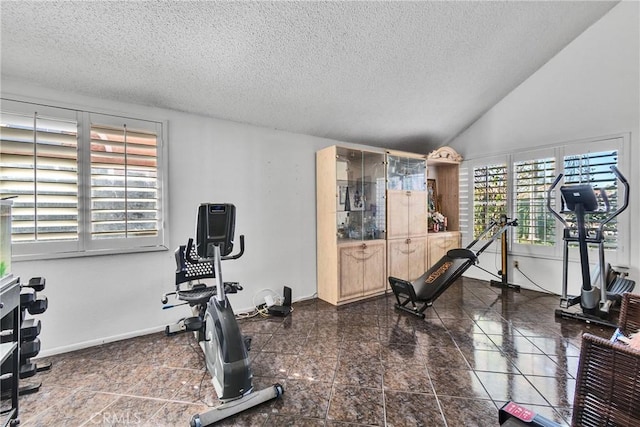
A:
[235, 309, 262, 320]
[197, 367, 216, 407]
[515, 264, 555, 295]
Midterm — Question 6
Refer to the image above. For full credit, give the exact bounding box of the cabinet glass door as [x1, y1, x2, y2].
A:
[336, 148, 385, 242]
[362, 151, 385, 240]
[387, 155, 426, 191]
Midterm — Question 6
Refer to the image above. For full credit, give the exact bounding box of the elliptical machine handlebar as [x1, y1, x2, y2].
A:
[547, 166, 629, 231]
[599, 165, 630, 232]
[185, 235, 246, 264]
[547, 173, 568, 228]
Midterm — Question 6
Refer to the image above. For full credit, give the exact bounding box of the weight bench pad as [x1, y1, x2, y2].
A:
[389, 252, 476, 317]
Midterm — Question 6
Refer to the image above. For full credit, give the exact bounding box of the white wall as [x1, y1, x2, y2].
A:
[3, 79, 343, 356]
[449, 2, 640, 294]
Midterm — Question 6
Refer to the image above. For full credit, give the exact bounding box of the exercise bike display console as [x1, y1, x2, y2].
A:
[161, 203, 283, 426]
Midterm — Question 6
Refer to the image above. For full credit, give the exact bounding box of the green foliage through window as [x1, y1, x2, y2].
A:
[473, 164, 507, 237]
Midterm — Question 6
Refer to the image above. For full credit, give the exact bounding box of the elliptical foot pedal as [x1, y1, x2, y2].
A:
[606, 277, 635, 302]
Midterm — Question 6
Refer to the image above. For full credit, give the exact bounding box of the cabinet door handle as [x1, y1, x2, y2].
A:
[406, 238, 411, 244]
[362, 243, 367, 249]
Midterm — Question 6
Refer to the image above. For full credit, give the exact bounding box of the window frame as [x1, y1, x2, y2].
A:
[462, 134, 630, 266]
[1, 97, 168, 260]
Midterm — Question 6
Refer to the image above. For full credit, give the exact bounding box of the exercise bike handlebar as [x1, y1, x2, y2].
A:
[185, 235, 245, 264]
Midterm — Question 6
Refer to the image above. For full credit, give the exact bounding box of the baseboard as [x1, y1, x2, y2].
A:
[36, 325, 165, 358]
[37, 294, 319, 358]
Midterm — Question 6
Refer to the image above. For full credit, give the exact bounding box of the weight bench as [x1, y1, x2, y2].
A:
[389, 249, 477, 318]
[389, 219, 513, 318]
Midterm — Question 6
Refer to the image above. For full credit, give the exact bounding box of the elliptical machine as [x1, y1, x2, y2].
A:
[161, 203, 283, 426]
[547, 165, 635, 327]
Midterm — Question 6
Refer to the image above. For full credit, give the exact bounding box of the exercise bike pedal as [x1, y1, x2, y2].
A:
[184, 316, 203, 332]
[223, 282, 242, 293]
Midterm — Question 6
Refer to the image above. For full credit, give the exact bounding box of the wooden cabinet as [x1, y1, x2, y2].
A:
[387, 191, 426, 238]
[317, 145, 463, 305]
[386, 152, 427, 282]
[387, 237, 426, 282]
[427, 232, 461, 268]
[425, 147, 463, 268]
[316, 146, 387, 305]
[338, 240, 386, 300]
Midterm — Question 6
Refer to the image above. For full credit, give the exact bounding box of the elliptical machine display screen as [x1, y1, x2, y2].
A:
[560, 185, 599, 212]
[196, 203, 236, 257]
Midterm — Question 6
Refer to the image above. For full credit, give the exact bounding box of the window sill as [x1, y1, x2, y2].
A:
[13, 245, 169, 262]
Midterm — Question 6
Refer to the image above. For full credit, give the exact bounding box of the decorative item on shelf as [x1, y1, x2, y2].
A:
[344, 186, 351, 211]
[429, 211, 446, 232]
[427, 179, 438, 212]
[339, 186, 347, 206]
[427, 146, 463, 163]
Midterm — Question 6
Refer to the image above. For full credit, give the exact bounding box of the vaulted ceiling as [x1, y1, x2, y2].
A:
[0, 1, 618, 153]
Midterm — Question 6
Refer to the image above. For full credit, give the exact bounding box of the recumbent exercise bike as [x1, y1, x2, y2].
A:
[161, 203, 283, 426]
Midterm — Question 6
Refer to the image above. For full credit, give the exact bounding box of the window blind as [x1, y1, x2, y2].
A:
[514, 157, 556, 246]
[473, 163, 507, 238]
[90, 123, 159, 240]
[0, 111, 78, 242]
[1, 98, 165, 259]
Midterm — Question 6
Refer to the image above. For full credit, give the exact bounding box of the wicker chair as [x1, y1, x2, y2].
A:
[619, 292, 640, 335]
[571, 293, 640, 427]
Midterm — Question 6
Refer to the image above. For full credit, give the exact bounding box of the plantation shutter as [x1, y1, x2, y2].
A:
[514, 156, 556, 246]
[89, 115, 160, 245]
[563, 150, 618, 249]
[0, 107, 79, 246]
[473, 163, 507, 238]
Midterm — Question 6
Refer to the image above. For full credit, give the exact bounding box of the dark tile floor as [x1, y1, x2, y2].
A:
[8, 277, 617, 426]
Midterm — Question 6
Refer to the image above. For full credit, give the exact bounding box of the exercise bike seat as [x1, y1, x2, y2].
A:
[178, 285, 217, 305]
[177, 282, 243, 304]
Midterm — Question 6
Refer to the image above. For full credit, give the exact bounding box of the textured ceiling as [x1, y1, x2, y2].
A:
[0, 1, 617, 153]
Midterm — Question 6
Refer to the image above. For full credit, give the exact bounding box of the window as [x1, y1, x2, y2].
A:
[472, 162, 507, 238]
[0, 109, 79, 246]
[463, 135, 629, 265]
[514, 156, 556, 246]
[563, 149, 619, 250]
[0, 99, 166, 259]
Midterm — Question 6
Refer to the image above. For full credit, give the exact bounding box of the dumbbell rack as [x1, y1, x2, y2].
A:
[0, 276, 20, 427]
[1, 277, 50, 400]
